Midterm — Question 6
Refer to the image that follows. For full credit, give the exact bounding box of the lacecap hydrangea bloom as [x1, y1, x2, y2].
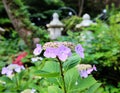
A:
[33, 42, 97, 78]
[76, 64, 97, 78]
[33, 42, 84, 61]
[1, 52, 27, 77]
[1, 64, 25, 77]
[44, 45, 72, 61]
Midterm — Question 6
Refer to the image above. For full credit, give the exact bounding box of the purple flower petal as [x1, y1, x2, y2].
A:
[57, 45, 71, 61]
[36, 44, 41, 47]
[93, 65, 97, 71]
[15, 65, 25, 73]
[1, 67, 8, 74]
[75, 44, 84, 58]
[33, 44, 42, 56]
[80, 70, 88, 78]
[87, 68, 93, 74]
[58, 53, 68, 61]
[44, 47, 57, 58]
[6, 70, 13, 76]
[15, 67, 21, 73]
[1, 67, 13, 76]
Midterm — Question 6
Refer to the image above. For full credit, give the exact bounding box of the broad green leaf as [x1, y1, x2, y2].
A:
[0, 76, 13, 84]
[35, 70, 59, 77]
[48, 86, 63, 93]
[64, 68, 79, 93]
[47, 77, 60, 86]
[35, 61, 60, 77]
[71, 75, 97, 92]
[0, 84, 4, 91]
[41, 61, 60, 72]
[63, 54, 81, 71]
[86, 82, 101, 93]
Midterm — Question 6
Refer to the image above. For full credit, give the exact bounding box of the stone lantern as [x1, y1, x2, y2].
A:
[76, 13, 93, 28]
[75, 14, 95, 46]
[46, 12, 64, 40]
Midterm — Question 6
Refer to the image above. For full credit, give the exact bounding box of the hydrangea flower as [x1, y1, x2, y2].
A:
[75, 44, 84, 58]
[80, 70, 88, 78]
[1, 64, 25, 77]
[33, 44, 42, 56]
[76, 64, 97, 78]
[57, 45, 71, 61]
[44, 45, 71, 61]
[44, 47, 57, 58]
[1, 67, 13, 76]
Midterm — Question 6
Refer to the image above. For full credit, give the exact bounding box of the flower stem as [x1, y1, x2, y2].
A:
[57, 57, 66, 93]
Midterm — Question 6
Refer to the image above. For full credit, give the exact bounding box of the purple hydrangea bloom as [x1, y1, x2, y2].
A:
[14, 65, 25, 73]
[80, 70, 88, 78]
[44, 47, 57, 58]
[33, 44, 42, 56]
[1, 64, 25, 77]
[44, 45, 71, 61]
[57, 45, 71, 61]
[1, 67, 13, 76]
[79, 65, 97, 78]
[75, 44, 84, 58]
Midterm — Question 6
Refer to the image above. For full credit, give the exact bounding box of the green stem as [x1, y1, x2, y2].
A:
[57, 57, 66, 93]
[15, 74, 19, 88]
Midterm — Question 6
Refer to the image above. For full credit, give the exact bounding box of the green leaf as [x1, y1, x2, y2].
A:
[0, 76, 13, 84]
[41, 61, 60, 72]
[86, 83, 101, 93]
[64, 68, 79, 92]
[47, 77, 60, 85]
[48, 86, 63, 93]
[35, 70, 59, 77]
[63, 54, 81, 71]
[0, 84, 5, 91]
[71, 75, 97, 92]
[35, 61, 60, 77]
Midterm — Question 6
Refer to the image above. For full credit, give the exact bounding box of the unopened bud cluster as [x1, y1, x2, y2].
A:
[43, 42, 75, 50]
[76, 64, 92, 71]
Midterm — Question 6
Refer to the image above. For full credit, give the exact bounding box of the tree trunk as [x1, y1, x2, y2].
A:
[78, 0, 84, 16]
[2, 0, 34, 50]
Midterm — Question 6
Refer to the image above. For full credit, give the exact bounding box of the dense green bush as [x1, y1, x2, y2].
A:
[57, 10, 120, 92]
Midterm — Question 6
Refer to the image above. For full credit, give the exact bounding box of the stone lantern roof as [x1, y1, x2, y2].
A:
[46, 12, 64, 28]
[76, 13, 93, 28]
